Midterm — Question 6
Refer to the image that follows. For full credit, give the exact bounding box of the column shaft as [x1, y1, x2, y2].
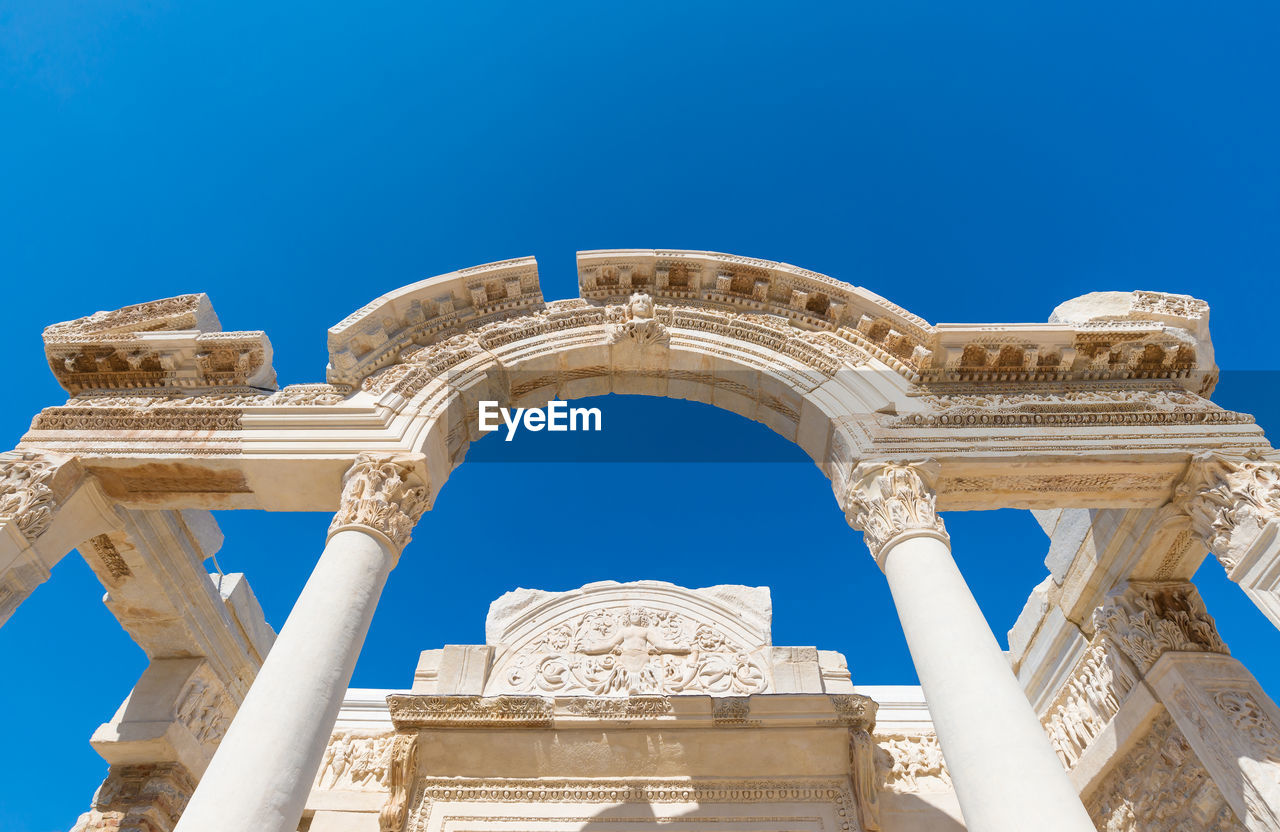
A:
[174, 529, 394, 832]
[882, 534, 1095, 832]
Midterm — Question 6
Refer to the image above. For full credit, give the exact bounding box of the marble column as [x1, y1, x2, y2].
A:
[844, 460, 1094, 832]
[173, 453, 429, 832]
[1177, 452, 1280, 631]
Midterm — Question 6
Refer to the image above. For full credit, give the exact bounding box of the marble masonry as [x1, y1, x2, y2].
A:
[0, 248, 1276, 832]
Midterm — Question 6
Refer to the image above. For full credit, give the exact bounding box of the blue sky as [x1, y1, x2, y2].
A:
[2, 2, 1279, 830]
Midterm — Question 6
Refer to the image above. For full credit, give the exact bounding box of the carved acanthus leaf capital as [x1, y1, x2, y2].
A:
[843, 460, 948, 566]
[1092, 581, 1228, 676]
[1174, 452, 1280, 571]
[328, 453, 431, 553]
[0, 451, 78, 542]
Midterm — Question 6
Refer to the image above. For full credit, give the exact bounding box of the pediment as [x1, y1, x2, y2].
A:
[484, 581, 774, 697]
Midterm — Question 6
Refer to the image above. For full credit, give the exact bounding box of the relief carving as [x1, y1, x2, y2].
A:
[70, 763, 197, 832]
[562, 696, 672, 718]
[1176, 453, 1280, 571]
[842, 460, 948, 563]
[494, 605, 769, 697]
[328, 453, 431, 552]
[1084, 711, 1242, 831]
[605, 292, 668, 346]
[1043, 636, 1140, 768]
[0, 451, 62, 541]
[1093, 582, 1228, 676]
[174, 674, 231, 746]
[316, 731, 395, 791]
[874, 733, 952, 793]
[387, 694, 554, 728]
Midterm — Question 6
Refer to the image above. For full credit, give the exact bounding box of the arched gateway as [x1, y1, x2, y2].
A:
[5, 249, 1279, 832]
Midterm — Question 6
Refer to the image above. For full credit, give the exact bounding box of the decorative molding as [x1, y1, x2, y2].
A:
[386, 695, 554, 728]
[1176, 452, 1280, 570]
[891, 388, 1251, 429]
[843, 460, 948, 564]
[829, 695, 879, 731]
[1083, 711, 1240, 831]
[711, 696, 755, 726]
[379, 733, 418, 832]
[399, 777, 859, 832]
[561, 696, 672, 718]
[328, 453, 431, 552]
[849, 729, 881, 832]
[1093, 581, 1229, 676]
[0, 451, 64, 541]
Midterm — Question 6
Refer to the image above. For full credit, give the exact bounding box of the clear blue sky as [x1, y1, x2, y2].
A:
[2, 3, 1279, 830]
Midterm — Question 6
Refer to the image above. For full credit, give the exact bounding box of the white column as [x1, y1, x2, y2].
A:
[845, 460, 1094, 832]
[174, 453, 429, 832]
[1177, 452, 1280, 631]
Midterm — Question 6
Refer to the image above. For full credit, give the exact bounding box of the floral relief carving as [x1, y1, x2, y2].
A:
[387, 695, 554, 728]
[843, 460, 947, 563]
[0, 451, 62, 541]
[1213, 689, 1280, 762]
[492, 605, 769, 697]
[328, 453, 431, 552]
[1084, 712, 1241, 832]
[561, 696, 672, 718]
[1176, 453, 1280, 571]
[1093, 582, 1229, 676]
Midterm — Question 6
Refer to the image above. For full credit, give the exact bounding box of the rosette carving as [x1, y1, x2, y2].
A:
[327, 453, 430, 552]
[843, 460, 948, 565]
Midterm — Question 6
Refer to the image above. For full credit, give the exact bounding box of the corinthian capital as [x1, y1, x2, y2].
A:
[0, 451, 77, 543]
[1092, 581, 1228, 676]
[327, 453, 431, 553]
[843, 460, 948, 566]
[1175, 452, 1280, 571]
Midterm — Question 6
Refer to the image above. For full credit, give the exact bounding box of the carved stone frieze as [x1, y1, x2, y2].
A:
[327, 453, 431, 552]
[561, 696, 672, 718]
[1093, 581, 1229, 676]
[874, 732, 952, 793]
[173, 672, 232, 746]
[379, 733, 418, 832]
[89, 534, 132, 580]
[830, 694, 879, 730]
[711, 696, 754, 726]
[1176, 452, 1280, 571]
[398, 777, 858, 832]
[842, 460, 948, 563]
[491, 603, 769, 697]
[315, 731, 396, 791]
[892, 388, 1252, 429]
[0, 451, 65, 541]
[1084, 711, 1242, 832]
[387, 694, 554, 728]
[1042, 635, 1140, 768]
[849, 729, 881, 832]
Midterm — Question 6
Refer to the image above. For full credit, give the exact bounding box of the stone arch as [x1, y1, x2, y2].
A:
[329, 252, 928, 511]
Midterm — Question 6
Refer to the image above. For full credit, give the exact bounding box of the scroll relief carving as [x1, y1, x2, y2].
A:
[874, 733, 952, 793]
[1042, 636, 1140, 768]
[1085, 711, 1242, 832]
[843, 460, 947, 563]
[0, 451, 61, 541]
[892, 388, 1252, 429]
[1176, 453, 1280, 571]
[494, 605, 769, 697]
[1093, 581, 1228, 676]
[315, 731, 395, 791]
[328, 453, 431, 552]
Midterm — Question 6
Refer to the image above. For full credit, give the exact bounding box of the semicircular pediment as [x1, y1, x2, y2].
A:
[484, 581, 775, 697]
